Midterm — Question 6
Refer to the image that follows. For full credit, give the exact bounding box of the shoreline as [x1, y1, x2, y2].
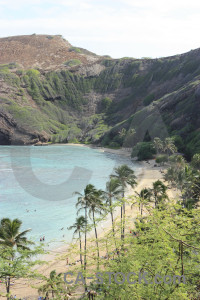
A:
[38, 144, 140, 258]
[50, 142, 133, 158]
[1, 147, 177, 298]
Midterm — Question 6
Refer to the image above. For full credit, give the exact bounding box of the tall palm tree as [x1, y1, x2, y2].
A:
[152, 180, 168, 208]
[111, 165, 137, 240]
[38, 270, 66, 298]
[75, 184, 99, 283]
[104, 178, 122, 241]
[68, 216, 86, 266]
[0, 218, 33, 297]
[0, 218, 33, 250]
[87, 188, 105, 267]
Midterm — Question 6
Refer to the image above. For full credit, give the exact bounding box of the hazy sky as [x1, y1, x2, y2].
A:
[0, 0, 200, 58]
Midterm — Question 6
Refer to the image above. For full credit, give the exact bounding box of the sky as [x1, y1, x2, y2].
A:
[0, 0, 200, 58]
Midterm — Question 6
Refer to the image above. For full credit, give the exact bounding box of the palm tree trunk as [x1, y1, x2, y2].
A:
[122, 190, 125, 241]
[123, 201, 125, 240]
[109, 195, 117, 248]
[120, 205, 123, 241]
[92, 210, 100, 269]
[155, 193, 157, 208]
[79, 231, 83, 266]
[84, 205, 87, 291]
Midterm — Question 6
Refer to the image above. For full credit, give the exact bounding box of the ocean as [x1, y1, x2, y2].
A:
[0, 145, 140, 248]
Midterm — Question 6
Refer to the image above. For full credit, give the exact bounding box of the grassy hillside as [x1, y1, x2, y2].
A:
[0, 36, 200, 158]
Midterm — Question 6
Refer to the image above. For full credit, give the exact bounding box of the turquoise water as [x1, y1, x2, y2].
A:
[0, 145, 140, 248]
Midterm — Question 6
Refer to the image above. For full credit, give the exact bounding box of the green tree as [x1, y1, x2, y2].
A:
[96, 203, 200, 299]
[155, 154, 168, 166]
[0, 218, 33, 250]
[135, 188, 152, 216]
[101, 97, 112, 112]
[68, 216, 86, 266]
[87, 187, 105, 268]
[111, 165, 137, 241]
[164, 137, 177, 156]
[118, 128, 127, 139]
[191, 153, 200, 170]
[0, 218, 44, 299]
[132, 142, 156, 160]
[153, 137, 163, 154]
[38, 270, 67, 298]
[75, 185, 100, 284]
[152, 180, 168, 208]
[104, 178, 122, 244]
[0, 218, 34, 298]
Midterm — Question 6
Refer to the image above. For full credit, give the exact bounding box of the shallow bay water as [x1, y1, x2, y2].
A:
[0, 145, 140, 248]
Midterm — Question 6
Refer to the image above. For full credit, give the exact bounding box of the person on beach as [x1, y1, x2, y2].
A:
[66, 257, 69, 265]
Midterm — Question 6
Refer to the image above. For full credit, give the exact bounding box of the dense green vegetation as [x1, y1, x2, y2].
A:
[1, 47, 200, 156]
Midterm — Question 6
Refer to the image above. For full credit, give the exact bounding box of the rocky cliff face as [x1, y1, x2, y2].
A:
[0, 34, 200, 156]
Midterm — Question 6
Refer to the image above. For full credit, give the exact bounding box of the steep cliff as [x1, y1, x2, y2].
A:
[0, 34, 200, 157]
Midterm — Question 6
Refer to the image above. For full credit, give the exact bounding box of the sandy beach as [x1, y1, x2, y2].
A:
[0, 146, 179, 299]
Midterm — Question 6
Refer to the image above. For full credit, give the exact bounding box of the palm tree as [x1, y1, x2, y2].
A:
[75, 184, 102, 282]
[166, 155, 187, 191]
[135, 188, 152, 216]
[152, 180, 168, 208]
[0, 218, 33, 250]
[164, 138, 177, 156]
[68, 216, 86, 266]
[38, 270, 66, 298]
[111, 165, 137, 240]
[104, 178, 122, 240]
[0, 218, 33, 297]
[164, 166, 176, 187]
[119, 128, 127, 139]
[153, 137, 163, 154]
[88, 189, 105, 266]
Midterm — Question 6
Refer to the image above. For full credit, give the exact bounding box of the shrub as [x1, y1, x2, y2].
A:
[155, 154, 168, 165]
[101, 97, 112, 112]
[101, 135, 111, 146]
[143, 93, 155, 106]
[191, 153, 200, 170]
[26, 69, 40, 77]
[132, 142, 156, 160]
[109, 142, 120, 148]
[46, 35, 54, 40]
[68, 47, 81, 53]
[171, 135, 184, 153]
[64, 59, 81, 67]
